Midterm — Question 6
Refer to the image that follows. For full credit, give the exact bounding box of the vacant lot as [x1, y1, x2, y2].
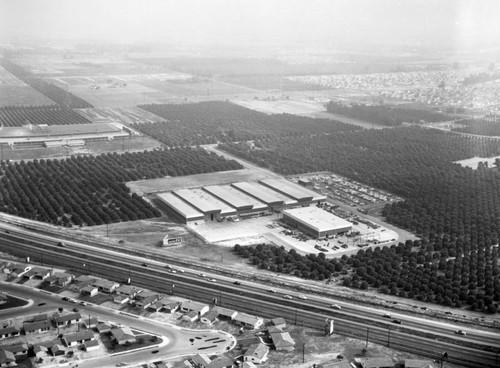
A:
[127, 168, 274, 195]
[76, 106, 164, 125]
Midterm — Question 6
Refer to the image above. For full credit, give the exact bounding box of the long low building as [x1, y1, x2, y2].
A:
[173, 188, 237, 221]
[259, 178, 326, 203]
[203, 185, 269, 218]
[231, 181, 297, 210]
[282, 206, 352, 239]
[156, 192, 204, 223]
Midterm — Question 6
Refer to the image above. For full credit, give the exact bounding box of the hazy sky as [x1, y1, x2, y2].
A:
[1, 0, 499, 51]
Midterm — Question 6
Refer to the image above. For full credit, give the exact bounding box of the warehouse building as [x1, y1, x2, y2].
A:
[231, 181, 297, 211]
[157, 192, 204, 224]
[282, 206, 352, 239]
[203, 185, 270, 218]
[259, 178, 326, 205]
[173, 188, 237, 221]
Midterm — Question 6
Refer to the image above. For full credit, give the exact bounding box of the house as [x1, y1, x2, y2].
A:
[6, 343, 28, 356]
[180, 301, 209, 316]
[96, 322, 112, 334]
[206, 357, 233, 368]
[213, 307, 237, 320]
[154, 362, 173, 368]
[111, 326, 136, 345]
[241, 362, 257, 368]
[200, 309, 219, 324]
[357, 357, 394, 368]
[92, 279, 119, 293]
[53, 312, 81, 326]
[50, 343, 66, 356]
[84, 339, 100, 351]
[5, 263, 30, 278]
[182, 310, 199, 322]
[244, 343, 270, 364]
[0, 326, 20, 339]
[115, 285, 142, 299]
[267, 326, 283, 334]
[82, 317, 99, 329]
[113, 294, 130, 305]
[148, 298, 178, 312]
[404, 360, 436, 368]
[321, 361, 351, 368]
[23, 319, 51, 334]
[136, 294, 160, 309]
[0, 350, 16, 367]
[186, 354, 211, 367]
[271, 317, 287, 329]
[22, 267, 51, 280]
[232, 313, 263, 330]
[270, 332, 295, 352]
[63, 330, 95, 346]
[45, 272, 73, 287]
[32, 345, 49, 359]
[81, 285, 99, 297]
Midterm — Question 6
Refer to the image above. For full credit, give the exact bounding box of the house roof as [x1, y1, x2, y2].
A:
[51, 344, 65, 353]
[33, 345, 48, 353]
[267, 326, 283, 334]
[181, 300, 208, 313]
[92, 279, 118, 289]
[81, 285, 98, 293]
[23, 319, 51, 331]
[64, 330, 94, 343]
[190, 353, 211, 366]
[241, 362, 257, 368]
[5, 343, 28, 353]
[360, 357, 394, 368]
[213, 306, 237, 317]
[53, 312, 81, 323]
[245, 343, 269, 359]
[270, 332, 295, 348]
[23, 266, 50, 277]
[404, 360, 436, 368]
[201, 309, 218, 322]
[115, 284, 141, 295]
[27, 313, 48, 322]
[96, 322, 112, 333]
[0, 350, 15, 364]
[321, 361, 352, 368]
[0, 326, 19, 335]
[271, 317, 286, 326]
[206, 356, 234, 368]
[111, 326, 135, 342]
[233, 312, 261, 325]
[84, 339, 99, 348]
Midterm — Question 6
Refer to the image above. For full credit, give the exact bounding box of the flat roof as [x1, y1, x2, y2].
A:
[231, 182, 297, 206]
[283, 206, 352, 233]
[173, 188, 236, 215]
[157, 192, 204, 220]
[0, 123, 119, 138]
[204, 185, 268, 211]
[260, 178, 326, 201]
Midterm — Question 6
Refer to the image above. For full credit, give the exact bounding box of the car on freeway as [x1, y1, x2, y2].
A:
[169, 269, 177, 273]
[455, 330, 466, 335]
[233, 281, 241, 285]
[392, 319, 402, 324]
[209, 278, 216, 282]
[79, 301, 87, 306]
[62, 297, 69, 301]
[383, 313, 391, 318]
[199, 273, 206, 278]
[178, 268, 185, 273]
[283, 295, 293, 299]
[268, 289, 276, 293]
[298, 295, 308, 300]
[57, 242, 65, 247]
[141, 263, 148, 267]
[330, 304, 341, 309]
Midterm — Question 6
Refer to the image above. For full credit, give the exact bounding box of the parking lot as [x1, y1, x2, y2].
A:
[188, 209, 398, 258]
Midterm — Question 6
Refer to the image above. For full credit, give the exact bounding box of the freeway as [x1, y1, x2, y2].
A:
[0, 223, 499, 367]
[0, 282, 235, 368]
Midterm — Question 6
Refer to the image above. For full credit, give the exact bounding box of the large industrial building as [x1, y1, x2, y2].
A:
[282, 206, 352, 239]
[156, 179, 328, 224]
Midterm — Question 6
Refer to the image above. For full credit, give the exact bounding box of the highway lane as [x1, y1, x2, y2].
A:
[0, 282, 236, 368]
[1, 228, 499, 367]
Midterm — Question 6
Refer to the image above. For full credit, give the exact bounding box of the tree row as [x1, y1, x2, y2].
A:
[0, 105, 92, 127]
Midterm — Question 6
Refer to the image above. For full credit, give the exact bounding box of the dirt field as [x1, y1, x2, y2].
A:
[127, 168, 275, 195]
[454, 155, 500, 169]
[76, 107, 165, 125]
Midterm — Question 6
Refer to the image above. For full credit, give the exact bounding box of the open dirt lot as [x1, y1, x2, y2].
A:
[76, 107, 164, 125]
[127, 168, 276, 195]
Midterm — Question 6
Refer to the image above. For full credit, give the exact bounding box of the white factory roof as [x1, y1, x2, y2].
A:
[157, 192, 204, 220]
[174, 188, 236, 215]
[203, 185, 268, 210]
[260, 178, 326, 202]
[231, 182, 297, 206]
[283, 206, 352, 233]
